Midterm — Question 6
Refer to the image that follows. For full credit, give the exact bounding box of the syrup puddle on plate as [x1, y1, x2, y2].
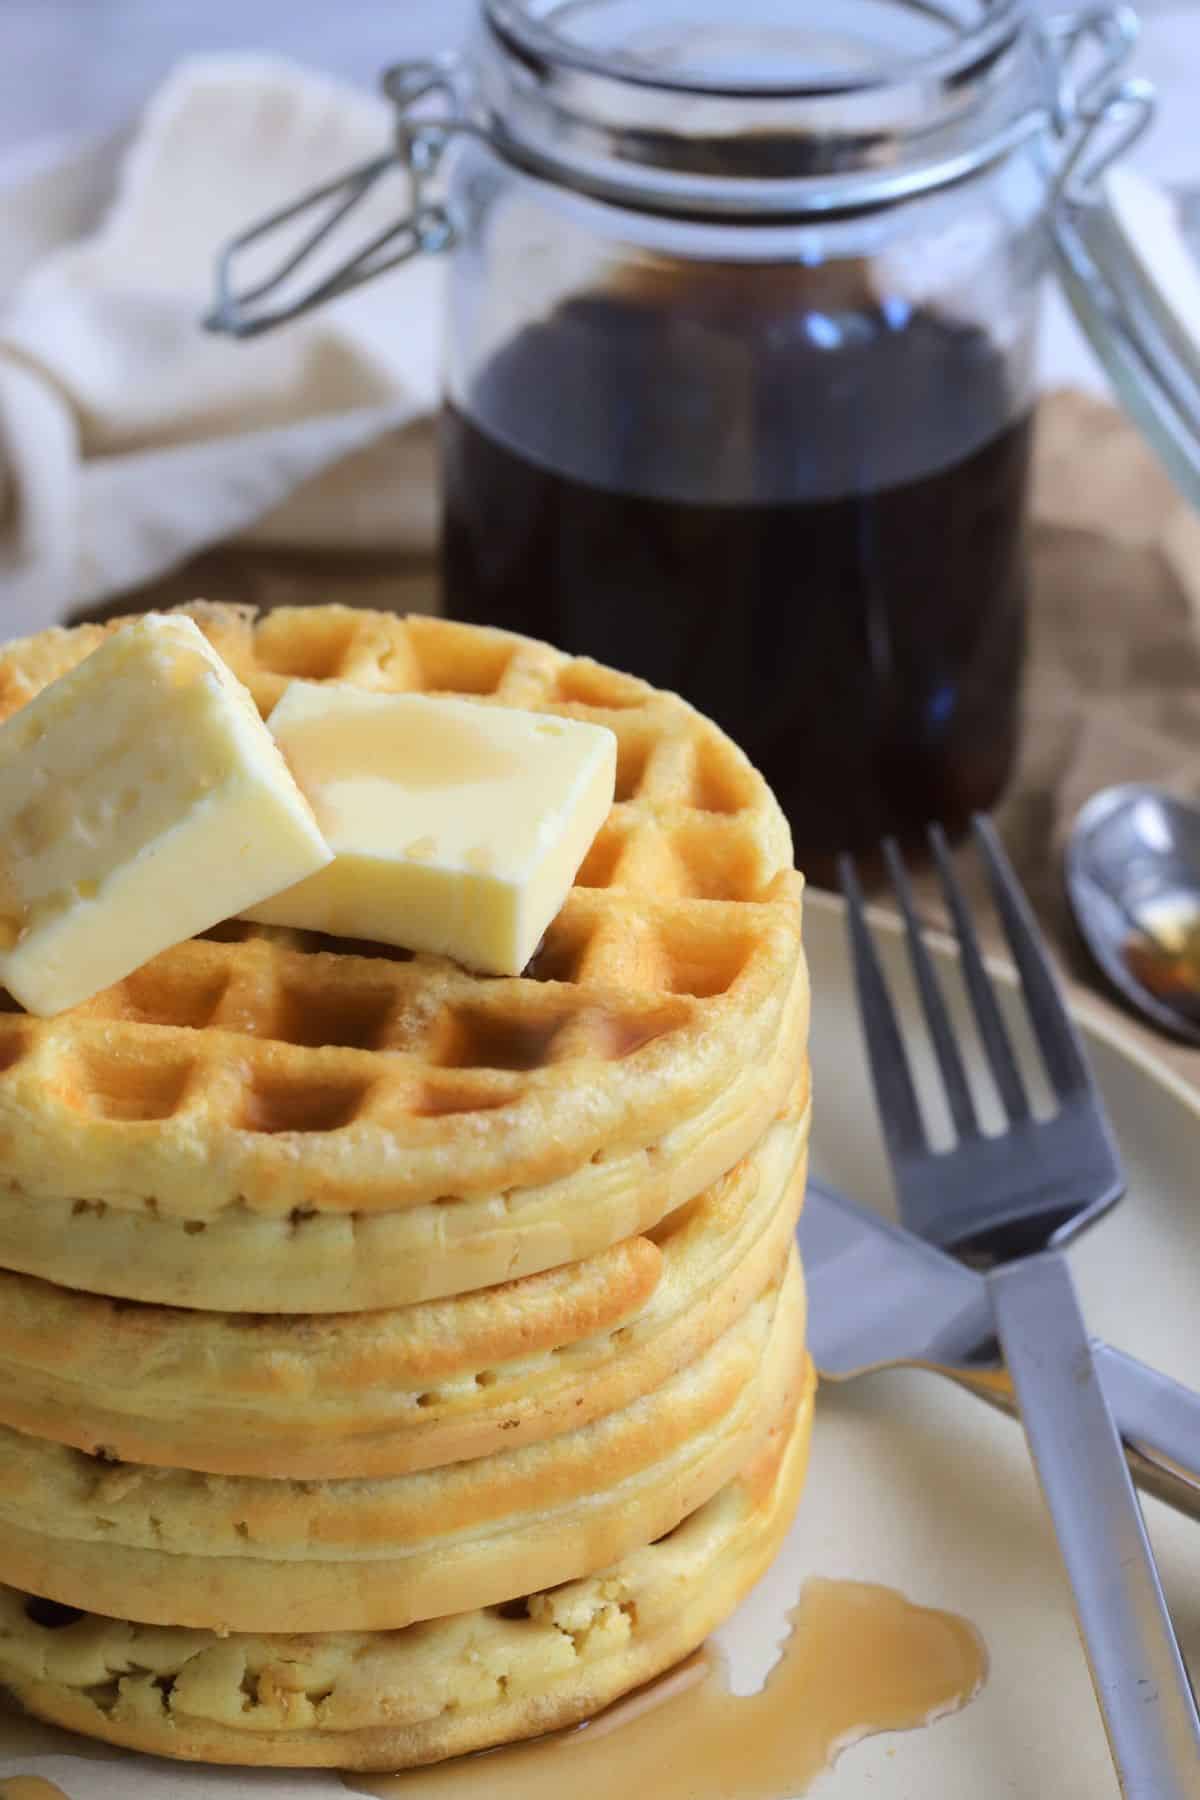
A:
[0, 1780, 72, 1799]
[345, 1578, 987, 1800]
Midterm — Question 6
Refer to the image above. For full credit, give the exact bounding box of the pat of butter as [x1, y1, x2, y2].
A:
[0, 615, 332, 1015]
[246, 684, 617, 975]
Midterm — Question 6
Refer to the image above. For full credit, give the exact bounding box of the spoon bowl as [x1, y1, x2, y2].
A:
[1066, 783, 1200, 1045]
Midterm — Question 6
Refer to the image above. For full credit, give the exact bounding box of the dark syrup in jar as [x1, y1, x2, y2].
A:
[442, 262, 1033, 881]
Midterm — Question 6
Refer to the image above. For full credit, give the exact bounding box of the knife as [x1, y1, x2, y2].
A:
[800, 1176, 1200, 1522]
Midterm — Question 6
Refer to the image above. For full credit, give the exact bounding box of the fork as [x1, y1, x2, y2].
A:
[840, 817, 1200, 1797]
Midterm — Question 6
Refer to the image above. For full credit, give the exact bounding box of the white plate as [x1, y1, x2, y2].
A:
[2, 886, 1198, 1797]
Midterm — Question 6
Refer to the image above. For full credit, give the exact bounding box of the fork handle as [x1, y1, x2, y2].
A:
[989, 1251, 1200, 1797]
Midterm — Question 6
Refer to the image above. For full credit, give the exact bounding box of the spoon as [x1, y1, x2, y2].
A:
[1066, 782, 1200, 1044]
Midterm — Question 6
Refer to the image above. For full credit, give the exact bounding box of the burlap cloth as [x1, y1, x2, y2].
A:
[113, 390, 1200, 1083]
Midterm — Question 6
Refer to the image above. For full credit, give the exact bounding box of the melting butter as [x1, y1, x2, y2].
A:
[249, 684, 616, 974]
[0, 613, 331, 1015]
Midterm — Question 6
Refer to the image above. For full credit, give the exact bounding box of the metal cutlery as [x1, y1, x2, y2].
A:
[840, 817, 1200, 1797]
[1067, 782, 1200, 1044]
[800, 1175, 1200, 1521]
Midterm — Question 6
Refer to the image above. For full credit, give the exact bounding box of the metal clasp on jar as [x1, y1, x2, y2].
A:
[205, 6, 1154, 341]
[1042, 4, 1155, 203]
[206, 57, 469, 338]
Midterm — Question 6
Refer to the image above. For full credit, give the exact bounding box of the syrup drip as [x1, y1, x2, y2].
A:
[344, 1578, 986, 1800]
[1119, 892, 1200, 1018]
[1125, 930, 1200, 1012]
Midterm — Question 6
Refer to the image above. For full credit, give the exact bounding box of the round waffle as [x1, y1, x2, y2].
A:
[0, 605, 806, 1311]
[0, 984, 804, 1313]
[0, 1368, 812, 1769]
[0, 1085, 808, 1479]
[0, 1253, 804, 1634]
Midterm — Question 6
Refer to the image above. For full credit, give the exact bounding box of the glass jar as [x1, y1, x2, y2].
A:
[209, 0, 1153, 883]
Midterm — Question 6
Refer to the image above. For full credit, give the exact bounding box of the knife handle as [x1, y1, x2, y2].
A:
[1091, 1344, 1200, 1517]
[989, 1250, 1200, 1797]
[945, 1342, 1200, 1524]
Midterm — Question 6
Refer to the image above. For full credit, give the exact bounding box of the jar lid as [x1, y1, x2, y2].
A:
[1055, 149, 1200, 508]
[475, 0, 1048, 216]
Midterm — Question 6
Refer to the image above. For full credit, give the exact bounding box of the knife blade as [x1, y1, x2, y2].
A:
[800, 1176, 1200, 1520]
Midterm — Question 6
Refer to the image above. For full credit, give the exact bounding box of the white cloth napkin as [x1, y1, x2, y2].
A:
[0, 54, 442, 639]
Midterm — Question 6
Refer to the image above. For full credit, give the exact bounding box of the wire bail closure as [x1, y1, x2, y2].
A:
[205, 9, 1153, 340]
[205, 57, 469, 338]
[1043, 5, 1154, 205]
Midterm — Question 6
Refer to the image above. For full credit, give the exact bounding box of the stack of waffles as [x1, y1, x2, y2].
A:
[0, 605, 812, 1771]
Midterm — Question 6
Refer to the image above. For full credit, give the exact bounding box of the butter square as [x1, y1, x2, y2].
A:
[0, 615, 332, 1015]
[246, 683, 617, 975]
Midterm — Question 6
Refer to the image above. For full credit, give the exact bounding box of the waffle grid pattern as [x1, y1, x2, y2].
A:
[0, 605, 800, 1216]
[0, 605, 812, 1767]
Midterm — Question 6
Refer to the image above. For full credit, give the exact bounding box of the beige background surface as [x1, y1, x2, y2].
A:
[3, 1, 1190, 162]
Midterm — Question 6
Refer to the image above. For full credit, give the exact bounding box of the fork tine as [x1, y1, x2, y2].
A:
[839, 854, 928, 1158]
[929, 823, 1031, 1124]
[883, 838, 980, 1141]
[972, 816, 1090, 1099]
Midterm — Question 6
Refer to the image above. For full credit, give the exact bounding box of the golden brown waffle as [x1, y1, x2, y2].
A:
[0, 601, 816, 1776]
[0, 1375, 812, 1769]
[0, 1255, 804, 1634]
[0, 1012, 805, 1313]
[0, 605, 805, 1312]
[0, 1094, 807, 1479]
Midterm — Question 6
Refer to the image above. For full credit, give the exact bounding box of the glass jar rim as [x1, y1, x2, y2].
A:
[484, 0, 1028, 102]
[469, 0, 1052, 217]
